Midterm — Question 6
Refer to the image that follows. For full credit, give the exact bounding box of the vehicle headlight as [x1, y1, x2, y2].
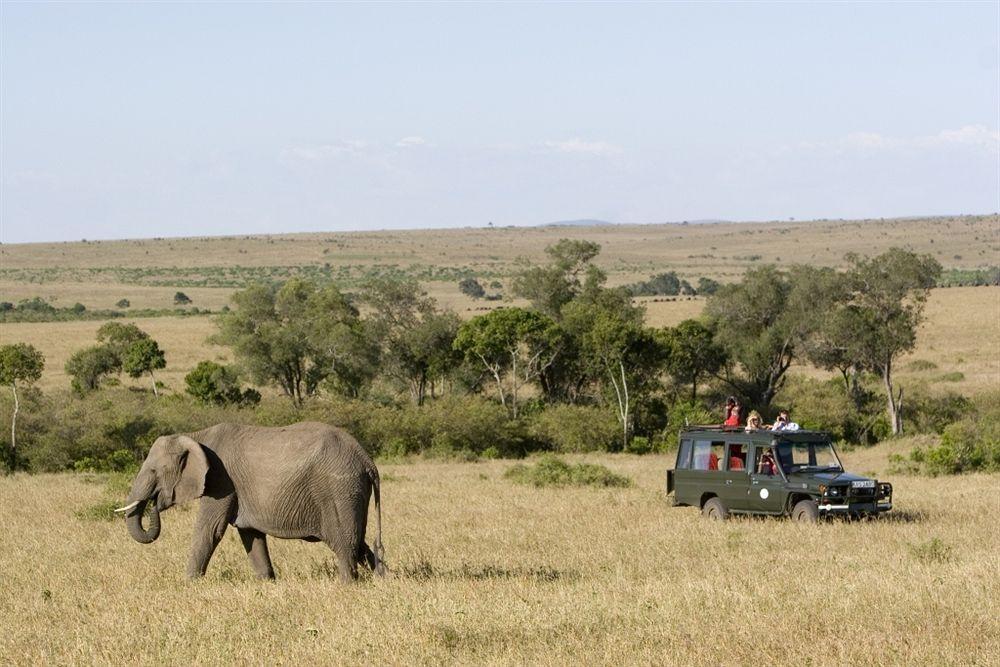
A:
[828, 487, 840, 496]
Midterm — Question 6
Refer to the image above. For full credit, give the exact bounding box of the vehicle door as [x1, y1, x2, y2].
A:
[671, 438, 695, 504]
[720, 440, 751, 510]
[688, 438, 727, 505]
[750, 443, 786, 513]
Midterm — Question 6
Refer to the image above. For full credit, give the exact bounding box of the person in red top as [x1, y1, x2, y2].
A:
[723, 397, 741, 427]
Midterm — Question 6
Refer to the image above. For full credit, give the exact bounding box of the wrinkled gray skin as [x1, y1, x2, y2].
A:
[123, 422, 385, 582]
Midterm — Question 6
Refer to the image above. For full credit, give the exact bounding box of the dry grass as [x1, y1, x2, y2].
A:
[0, 317, 229, 392]
[1, 443, 997, 665]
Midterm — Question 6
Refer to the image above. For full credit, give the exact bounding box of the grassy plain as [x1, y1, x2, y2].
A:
[1, 444, 997, 665]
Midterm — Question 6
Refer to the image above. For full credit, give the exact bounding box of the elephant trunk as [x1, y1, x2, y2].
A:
[125, 497, 161, 544]
[123, 470, 161, 544]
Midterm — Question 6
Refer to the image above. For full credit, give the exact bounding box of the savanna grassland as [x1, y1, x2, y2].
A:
[1, 444, 997, 666]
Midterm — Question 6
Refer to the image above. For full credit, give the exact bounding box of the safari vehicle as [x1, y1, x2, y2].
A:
[665, 427, 892, 521]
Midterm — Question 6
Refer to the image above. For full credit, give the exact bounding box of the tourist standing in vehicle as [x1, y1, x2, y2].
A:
[745, 410, 763, 431]
[724, 397, 741, 427]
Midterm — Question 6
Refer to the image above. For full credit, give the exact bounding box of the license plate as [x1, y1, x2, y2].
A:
[851, 480, 876, 488]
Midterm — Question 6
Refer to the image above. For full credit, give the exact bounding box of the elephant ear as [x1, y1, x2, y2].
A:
[169, 435, 209, 505]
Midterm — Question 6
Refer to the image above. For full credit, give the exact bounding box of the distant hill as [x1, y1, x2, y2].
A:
[541, 219, 615, 227]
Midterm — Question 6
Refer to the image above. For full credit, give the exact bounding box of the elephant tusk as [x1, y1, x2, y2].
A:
[113, 500, 141, 513]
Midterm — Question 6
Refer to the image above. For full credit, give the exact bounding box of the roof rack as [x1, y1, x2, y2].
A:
[682, 425, 746, 432]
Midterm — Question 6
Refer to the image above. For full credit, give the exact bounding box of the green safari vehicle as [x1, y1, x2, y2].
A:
[666, 427, 893, 521]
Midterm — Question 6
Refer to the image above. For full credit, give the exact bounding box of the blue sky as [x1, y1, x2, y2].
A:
[2, 2, 998, 243]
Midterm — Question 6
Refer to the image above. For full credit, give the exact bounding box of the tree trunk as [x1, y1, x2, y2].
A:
[882, 361, 902, 435]
[510, 350, 519, 419]
[8, 382, 18, 472]
[148, 370, 159, 397]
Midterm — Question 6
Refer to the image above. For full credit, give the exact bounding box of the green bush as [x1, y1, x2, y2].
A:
[504, 455, 632, 488]
[906, 359, 938, 372]
[528, 404, 619, 452]
[895, 391, 999, 475]
[660, 400, 716, 449]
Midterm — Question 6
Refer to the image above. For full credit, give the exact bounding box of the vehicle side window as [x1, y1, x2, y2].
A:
[692, 440, 725, 471]
[726, 442, 747, 471]
[676, 439, 692, 469]
[754, 446, 778, 476]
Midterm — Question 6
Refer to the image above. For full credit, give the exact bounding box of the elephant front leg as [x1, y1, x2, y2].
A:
[238, 527, 275, 580]
[187, 497, 233, 579]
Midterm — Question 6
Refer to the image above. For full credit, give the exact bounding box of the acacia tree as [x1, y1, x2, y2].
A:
[65, 345, 120, 394]
[843, 249, 941, 434]
[512, 239, 604, 319]
[362, 277, 461, 405]
[563, 289, 664, 450]
[215, 279, 369, 404]
[122, 338, 167, 396]
[661, 319, 727, 402]
[453, 308, 562, 417]
[0, 343, 44, 472]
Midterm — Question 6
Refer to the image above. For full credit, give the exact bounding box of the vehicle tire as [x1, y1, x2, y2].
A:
[702, 497, 729, 520]
[792, 499, 819, 523]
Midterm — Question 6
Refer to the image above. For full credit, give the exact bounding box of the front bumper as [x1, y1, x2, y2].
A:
[818, 482, 892, 514]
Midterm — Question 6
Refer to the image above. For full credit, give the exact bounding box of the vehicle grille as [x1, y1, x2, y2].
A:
[851, 486, 875, 498]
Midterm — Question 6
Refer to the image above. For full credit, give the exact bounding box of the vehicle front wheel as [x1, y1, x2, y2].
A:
[702, 497, 729, 520]
[792, 499, 819, 523]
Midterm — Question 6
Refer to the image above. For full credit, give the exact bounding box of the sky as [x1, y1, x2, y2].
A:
[1, 2, 998, 244]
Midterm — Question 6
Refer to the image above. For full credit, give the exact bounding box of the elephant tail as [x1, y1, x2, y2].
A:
[370, 467, 387, 576]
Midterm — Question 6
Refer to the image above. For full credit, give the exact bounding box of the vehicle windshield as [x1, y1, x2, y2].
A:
[775, 440, 842, 473]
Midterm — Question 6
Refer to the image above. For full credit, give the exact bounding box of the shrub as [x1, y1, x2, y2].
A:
[504, 455, 632, 488]
[660, 400, 716, 450]
[894, 391, 999, 475]
[185, 360, 260, 406]
[906, 359, 938, 372]
[116, 299, 131, 308]
[528, 404, 619, 452]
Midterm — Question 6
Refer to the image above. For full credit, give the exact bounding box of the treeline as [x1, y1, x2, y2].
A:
[0, 296, 213, 323]
[2, 240, 996, 474]
[936, 266, 1000, 288]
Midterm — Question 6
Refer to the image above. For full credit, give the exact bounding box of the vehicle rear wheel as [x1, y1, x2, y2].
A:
[702, 497, 729, 520]
[792, 499, 819, 523]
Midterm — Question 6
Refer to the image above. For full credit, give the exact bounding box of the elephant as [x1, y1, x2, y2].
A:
[115, 421, 385, 582]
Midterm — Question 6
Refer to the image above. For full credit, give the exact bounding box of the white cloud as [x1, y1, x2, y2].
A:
[282, 140, 368, 161]
[543, 138, 622, 157]
[791, 125, 1000, 156]
[395, 136, 432, 148]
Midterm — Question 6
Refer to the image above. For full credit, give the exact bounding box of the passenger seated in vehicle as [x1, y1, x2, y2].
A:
[757, 449, 778, 475]
[729, 445, 746, 471]
[708, 451, 720, 470]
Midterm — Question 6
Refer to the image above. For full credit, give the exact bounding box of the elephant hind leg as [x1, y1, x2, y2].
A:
[238, 527, 275, 580]
[358, 542, 387, 576]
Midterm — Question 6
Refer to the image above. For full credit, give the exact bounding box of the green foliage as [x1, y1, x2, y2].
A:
[893, 391, 999, 475]
[362, 277, 460, 405]
[660, 319, 727, 401]
[184, 361, 260, 406]
[660, 400, 717, 449]
[528, 404, 619, 452]
[936, 266, 999, 287]
[65, 345, 120, 394]
[122, 338, 166, 379]
[512, 239, 604, 319]
[215, 279, 374, 403]
[173, 291, 192, 305]
[504, 455, 632, 488]
[0, 343, 45, 386]
[116, 298, 131, 308]
[906, 359, 938, 372]
[626, 272, 693, 297]
[454, 307, 562, 417]
[458, 277, 486, 299]
[696, 276, 721, 295]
